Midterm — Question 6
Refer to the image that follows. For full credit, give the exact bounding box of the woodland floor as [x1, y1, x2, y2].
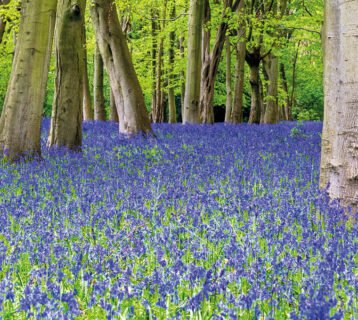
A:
[0, 120, 357, 319]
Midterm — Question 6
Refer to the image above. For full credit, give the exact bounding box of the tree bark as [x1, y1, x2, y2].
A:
[48, 0, 85, 149]
[199, 0, 214, 124]
[225, 36, 232, 123]
[91, 0, 152, 135]
[263, 53, 279, 124]
[82, 16, 94, 121]
[320, 0, 358, 209]
[0, 0, 57, 161]
[93, 42, 106, 121]
[110, 89, 119, 122]
[183, 0, 205, 124]
[247, 50, 261, 124]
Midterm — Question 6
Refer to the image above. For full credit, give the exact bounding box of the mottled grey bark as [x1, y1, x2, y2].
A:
[320, 0, 358, 209]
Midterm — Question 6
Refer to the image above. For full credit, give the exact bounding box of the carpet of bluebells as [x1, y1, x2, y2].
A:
[0, 120, 357, 319]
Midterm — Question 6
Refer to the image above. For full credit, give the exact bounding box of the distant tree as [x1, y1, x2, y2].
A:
[48, 0, 85, 149]
[0, 0, 57, 161]
[231, 1, 245, 124]
[93, 43, 106, 121]
[199, 0, 242, 124]
[0, 0, 10, 44]
[320, 0, 358, 209]
[91, 0, 152, 135]
[82, 11, 94, 121]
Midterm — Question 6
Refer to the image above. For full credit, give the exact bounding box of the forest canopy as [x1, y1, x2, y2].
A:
[0, 0, 324, 122]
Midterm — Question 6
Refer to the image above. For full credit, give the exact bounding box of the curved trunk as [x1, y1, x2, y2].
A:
[91, 0, 152, 135]
[0, 0, 57, 161]
[48, 0, 85, 149]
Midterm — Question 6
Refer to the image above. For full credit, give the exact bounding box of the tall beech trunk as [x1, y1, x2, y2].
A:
[48, 0, 85, 149]
[231, 2, 245, 124]
[225, 36, 232, 123]
[0, 0, 57, 161]
[320, 0, 358, 209]
[93, 43, 106, 121]
[82, 18, 94, 121]
[168, 4, 177, 123]
[183, 0, 205, 124]
[91, 0, 151, 135]
[247, 50, 261, 124]
[263, 53, 279, 124]
[110, 89, 119, 122]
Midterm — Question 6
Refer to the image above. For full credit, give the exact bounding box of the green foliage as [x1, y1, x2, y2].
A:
[0, 0, 324, 121]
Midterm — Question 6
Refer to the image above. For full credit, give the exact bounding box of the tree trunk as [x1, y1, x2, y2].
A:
[231, 2, 246, 124]
[320, 0, 358, 209]
[110, 89, 119, 122]
[48, 0, 85, 149]
[93, 43, 106, 121]
[290, 41, 300, 114]
[224, 36, 232, 123]
[183, 0, 205, 124]
[199, 0, 214, 124]
[152, 38, 165, 122]
[247, 51, 261, 124]
[168, 3, 177, 123]
[0, 0, 57, 161]
[150, 9, 158, 122]
[179, 36, 185, 122]
[82, 16, 94, 121]
[280, 62, 291, 120]
[91, 0, 152, 135]
[263, 53, 279, 124]
[153, 1, 167, 123]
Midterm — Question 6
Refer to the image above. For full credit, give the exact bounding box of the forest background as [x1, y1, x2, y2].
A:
[0, 0, 323, 123]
